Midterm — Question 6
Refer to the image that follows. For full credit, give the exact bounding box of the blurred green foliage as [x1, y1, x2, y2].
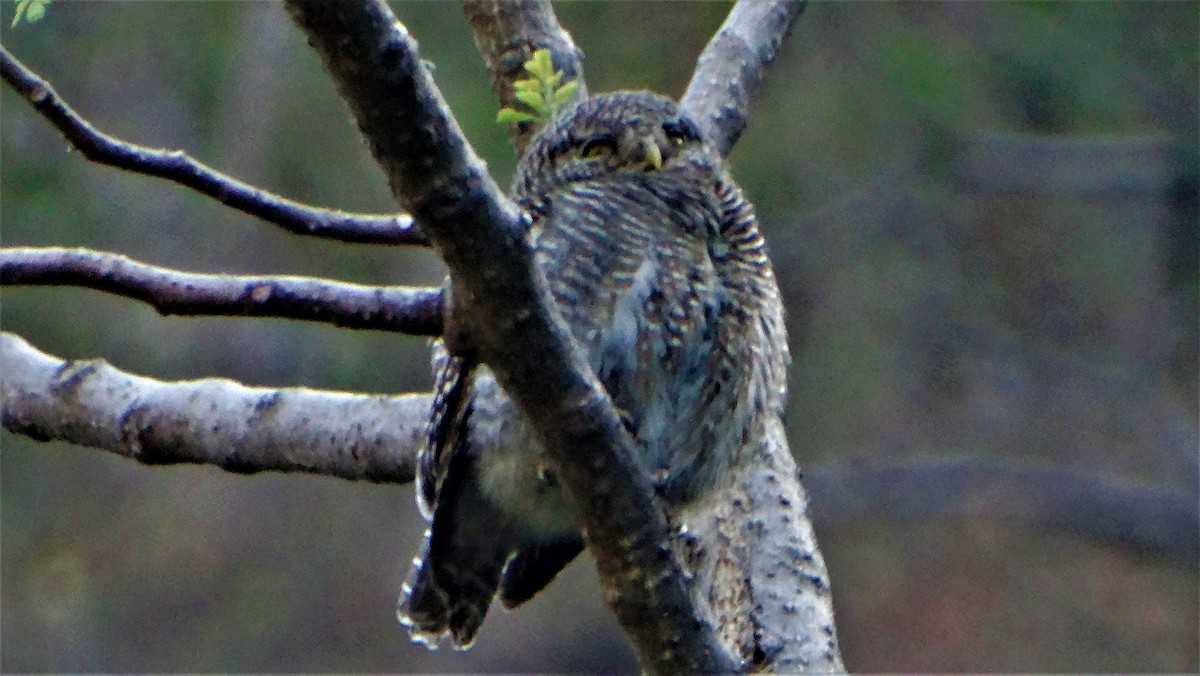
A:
[1, 1, 1195, 672]
[9, 0, 49, 28]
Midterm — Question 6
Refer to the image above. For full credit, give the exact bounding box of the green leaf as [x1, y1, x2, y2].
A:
[553, 81, 579, 107]
[514, 90, 548, 116]
[513, 78, 542, 93]
[526, 49, 554, 80]
[11, 0, 50, 27]
[496, 108, 538, 124]
[495, 48, 579, 126]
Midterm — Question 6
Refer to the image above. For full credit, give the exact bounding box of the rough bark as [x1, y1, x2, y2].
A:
[681, 0, 806, 158]
[1, 332, 425, 482]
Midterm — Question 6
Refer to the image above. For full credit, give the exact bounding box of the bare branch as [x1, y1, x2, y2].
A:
[807, 457, 1200, 567]
[462, 0, 587, 155]
[5, 328, 1189, 570]
[0, 332, 424, 483]
[284, 1, 735, 671]
[681, 0, 806, 157]
[1, 247, 444, 336]
[0, 45, 427, 246]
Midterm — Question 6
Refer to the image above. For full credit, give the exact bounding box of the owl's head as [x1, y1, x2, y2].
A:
[513, 91, 709, 200]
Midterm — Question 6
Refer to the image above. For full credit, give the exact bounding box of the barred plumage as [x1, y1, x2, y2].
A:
[397, 91, 788, 649]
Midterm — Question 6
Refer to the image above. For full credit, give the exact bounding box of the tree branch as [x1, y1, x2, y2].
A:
[680, 0, 806, 157]
[6, 330, 1192, 569]
[809, 456, 1200, 567]
[284, 0, 735, 671]
[0, 332, 424, 482]
[678, 415, 843, 672]
[461, 0, 587, 155]
[0, 45, 427, 246]
[1, 247, 444, 335]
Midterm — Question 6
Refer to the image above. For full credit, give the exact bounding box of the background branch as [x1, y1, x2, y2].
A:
[0, 332, 424, 482]
[462, 0, 587, 155]
[285, 0, 736, 671]
[1, 247, 444, 336]
[0, 45, 426, 246]
[812, 456, 1199, 567]
[681, 0, 806, 157]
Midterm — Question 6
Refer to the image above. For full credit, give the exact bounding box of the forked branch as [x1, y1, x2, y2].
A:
[285, 0, 738, 671]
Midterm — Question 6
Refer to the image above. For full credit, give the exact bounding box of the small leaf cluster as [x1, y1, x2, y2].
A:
[10, 0, 50, 28]
[496, 49, 579, 125]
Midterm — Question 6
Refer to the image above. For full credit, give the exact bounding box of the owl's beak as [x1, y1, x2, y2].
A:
[639, 135, 663, 170]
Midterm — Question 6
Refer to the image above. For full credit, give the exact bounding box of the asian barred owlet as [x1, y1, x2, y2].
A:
[397, 91, 788, 649]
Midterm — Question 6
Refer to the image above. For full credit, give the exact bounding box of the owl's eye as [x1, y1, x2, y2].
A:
[580, 136, 618, 159]
[662, 118, 700, 146]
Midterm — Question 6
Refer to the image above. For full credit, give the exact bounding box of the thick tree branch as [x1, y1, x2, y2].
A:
[1, 247, 444, 335]
[681, 0, 806, 157]
[0, 332, 425, 482]
[284, 0, 735, 671]
[0, 45, 426, 246]
[679, 415, 843, 672]
[461, 0, 587, 155]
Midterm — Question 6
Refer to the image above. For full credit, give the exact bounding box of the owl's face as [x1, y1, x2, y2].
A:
[513, 91, 710, 201]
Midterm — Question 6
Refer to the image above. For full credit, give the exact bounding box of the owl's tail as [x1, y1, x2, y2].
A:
[397, 527, 507, 650]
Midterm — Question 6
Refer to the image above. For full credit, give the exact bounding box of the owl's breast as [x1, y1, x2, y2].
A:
[529, 174, 756, 501]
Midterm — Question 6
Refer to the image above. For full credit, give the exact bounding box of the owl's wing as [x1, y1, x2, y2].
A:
[402, 341, 508, 649]
[711, 175, 790, 413]
[417, 340, 474, 518]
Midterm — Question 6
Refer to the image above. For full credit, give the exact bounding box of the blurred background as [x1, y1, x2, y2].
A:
[2, 1, 1195, 672]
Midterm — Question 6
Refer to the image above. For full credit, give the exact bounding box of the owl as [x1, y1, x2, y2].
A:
[397, 91, 788, 649]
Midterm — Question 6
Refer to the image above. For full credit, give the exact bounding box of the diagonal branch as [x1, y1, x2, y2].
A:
[0, 45, 427, 246]
[1, 247, 444, 335]
[0, 332, 425, 482]
[461, 0, 588, 156]
[284, 0, 736, 672]
[681, 0, 806, 157]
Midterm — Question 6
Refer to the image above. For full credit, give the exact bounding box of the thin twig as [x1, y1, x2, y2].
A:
[1, 247, 444, 335]
[1, 332, 425, 482]
[0, 45, 427, 246]
[462, 0, 587, 156]
[681, 0, 806, 157]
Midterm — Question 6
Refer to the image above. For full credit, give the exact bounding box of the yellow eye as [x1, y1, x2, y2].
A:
[580, 137, 617, 159]
[662, 119, 697, 147]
